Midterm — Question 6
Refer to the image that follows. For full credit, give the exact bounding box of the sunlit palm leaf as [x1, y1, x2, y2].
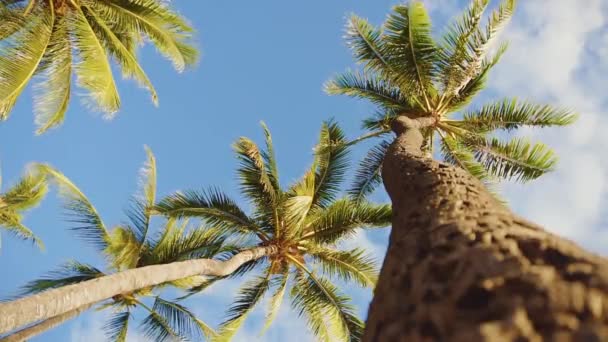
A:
[18, 260, 103, 296]
[1, 170, 47, 211]
[0, 211, 44, 249]
[325, 70, 409, 110]
[151, 297, 216, 341]
[309, 247, 378, 288]
[0, 5, 53, 120]
[37, 164, 109, 250]
[138, 299, 180, 342]
[349, 140, 390, 201]
[260, 270, 289, 335]
[312, 120, 350, 209]
[440, 133, 490, 182]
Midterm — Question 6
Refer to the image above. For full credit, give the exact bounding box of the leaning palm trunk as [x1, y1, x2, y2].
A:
[364, 122, 608, 341]
[0, 304, 93, 342]
[0, 246, 275, 335]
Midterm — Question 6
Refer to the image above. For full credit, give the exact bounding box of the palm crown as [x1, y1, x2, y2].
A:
[326, 0, 577, 196]
[156, 122, 392, 341]
[19, 149, 218, 341]
[0, 0, 197, 134]
[0, 165, 47, 249]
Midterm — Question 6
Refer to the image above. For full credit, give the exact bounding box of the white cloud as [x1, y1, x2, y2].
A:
[488, 0, 608, 254]
[69, 312, 147, 342]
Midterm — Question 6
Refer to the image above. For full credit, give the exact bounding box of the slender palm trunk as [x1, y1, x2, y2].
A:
[0, 304, 92, 342]
[363, 122, 608, 341]
[0, 246, 276, 335]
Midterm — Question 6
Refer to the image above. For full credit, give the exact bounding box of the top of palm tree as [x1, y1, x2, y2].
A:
[155, 122, 392, 341]
[0, 164, 47, 249]
[326, 0, 577, 193]
[17, 149, 217, 341]
[0, 0, 198, 134]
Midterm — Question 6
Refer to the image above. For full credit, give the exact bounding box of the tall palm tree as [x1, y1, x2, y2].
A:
[0, 0, 197, 134]
[156, 121, 390, 341]
[1, 148, 217, 341]
[328, 1, 608, 340]
[0, 123, 391, 339]
[0, 164, 46, 249]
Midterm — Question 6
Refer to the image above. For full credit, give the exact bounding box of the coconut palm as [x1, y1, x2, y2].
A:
[2, 148, 217, 341]
[0, 123, 391, 340]
[0, 0, 197, 134]
[327, 1, 608, 341]
[0, 164, 46, 249]
[156, 122, 390, 341]
[326, 0, 576, 196]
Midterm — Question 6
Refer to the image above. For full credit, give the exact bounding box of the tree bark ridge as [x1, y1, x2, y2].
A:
[363, 132, 608, 341]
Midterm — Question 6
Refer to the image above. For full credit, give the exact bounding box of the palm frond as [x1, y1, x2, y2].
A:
[125, 146, 157, 244]
[0, 5, 53, 120]
[384, 2, 437, 105]
[0, 7, 26, 41]
[290, 265, 363, 342]
[0, 211, 44, 249]
[309, 247, 378, 288]
[83, 0, 198, 72]
[105, 225, 142, 270]
[1, 170, 47, 211]
[70, 6, 120, 115]
[260, 271, 289, 335]
[33, 15, 72, 134]
[345, 15, 391, 77]
[439, 133, 490, 182]
[18, 260, 103, 297]
[312, 120, 350, 209]
[138, 299, 180, 342]
[260, 122, 280, 191]
[233, 136, 278, 210]
[455, 98, 578, 132]
[302, 199, 391, 244]
[81, 4, 158, 105]
[151, 297, 216, 341]
[325, 70, 411, 110]
[155, 188, 267, 240]
[362, 110, 397, 132]
[103, 311, 130, 342]
[284, 168, 315, 238]
[37, 164, 109, 250]
[214, 273, 272, 342]
[463, 136, 557, 182]
[349, 140, 390, 202]
[143, 225, 227, 265]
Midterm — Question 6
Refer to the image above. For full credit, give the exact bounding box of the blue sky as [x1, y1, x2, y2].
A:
[1, 0, 607, 341]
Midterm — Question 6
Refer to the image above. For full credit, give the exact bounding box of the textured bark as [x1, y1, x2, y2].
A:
[364, 128, 608, 341]
[0, 246, 275, 335]
[0, 304, 92, 342]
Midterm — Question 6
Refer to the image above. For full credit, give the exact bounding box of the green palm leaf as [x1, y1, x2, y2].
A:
[345, 15, 391, 77]
[260, 270, 289, 335]
[138, 299, 180, 342]
[18, 260, 103, 296]
[70, 6, 120, 115]
[349, 140, 390, 201]
[440, 133, 490, 182]
[103, 311, 131, 342]
[1, 170, 47, 211]
[309, 247, 379, 288]
[33, 15, 72, 134]
[149, 297, 216, 341]
[325, 70, 410, 110]
[312, 120, 350, 209]
[37, 164, 109, 250]
[0, 5, 53, 120]
[0, 211, 44, 249]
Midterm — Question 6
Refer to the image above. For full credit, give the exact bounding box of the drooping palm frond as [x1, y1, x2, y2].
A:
[349, 140, 390, 201]
[452, 99, 578, 132]
[138, 299, 181, 342]
[37, 164, 109, 250]
[105, 225, 142, 270]
[103, 311, 131, 342]
[463, 136, 557, 182]
[83, 0, 198, 72]
[142, 225, 227, 265]
[309, 247, 378, 288]
[302, 199, 391, 244]
[260, 270, 289, 334]
[214, 273, 272, 342]
[154, 188, 268, 240]
[290, 267, 364, 342]
[312, 120, 350, 209]
[33, 15, 71, 134]
[70, 6, 121, 115]
[17, 260, 103, 297]
[0, 211, 44, 249]
[439, 133, 491, 182]
[0, 6, 26, 41]
[147, 297, 216, 341]
[0, 4, 53, 120]
[234, 136, 278, 210]
[325, 70, 410, 110]
[1, 170, 47, 211]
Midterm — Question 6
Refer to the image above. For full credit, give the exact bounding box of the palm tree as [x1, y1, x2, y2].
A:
[156, 121, 390, 341]
[0, 123, 391, 339]
[327, 1, 608, 340]
[0, 164, 46, 249]
[0, 0, 197, 134]
[2, 148, 217, 341]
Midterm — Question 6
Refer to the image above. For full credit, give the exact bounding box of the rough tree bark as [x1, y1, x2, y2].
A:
[0, 246, 276, 335]
[363, 119, 608, 341]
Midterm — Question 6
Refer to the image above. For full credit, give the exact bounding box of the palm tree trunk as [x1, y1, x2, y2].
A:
[0, 246, 276, 335]
[0, 304, 92, 342]
[363, 121, 608, 341]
